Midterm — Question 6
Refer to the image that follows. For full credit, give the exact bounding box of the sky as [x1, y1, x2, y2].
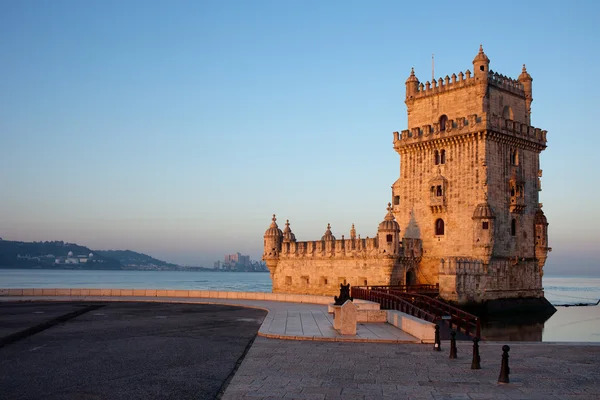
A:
[0, 1, 598, 275]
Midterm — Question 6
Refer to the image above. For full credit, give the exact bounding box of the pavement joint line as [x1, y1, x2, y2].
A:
[0, 304, 105, 348]
[216, 333, 259, 400]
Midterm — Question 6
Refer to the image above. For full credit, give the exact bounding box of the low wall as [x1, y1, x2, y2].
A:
[0, 288, 335, 305]
[387, 310, 435, 343]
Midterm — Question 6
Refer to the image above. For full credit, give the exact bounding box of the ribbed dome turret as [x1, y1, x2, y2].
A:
[406, 67, 418, 84]
[472, 203, 495, 219]
[321, 223, 336, 241]
[264, 214, 283, 238]
[378, 203, 400, 232]
[534, 208, 548, 225]
[282, 219, 296, 242]
[472, 44, 490, 64]
[518, 64, 532, 82]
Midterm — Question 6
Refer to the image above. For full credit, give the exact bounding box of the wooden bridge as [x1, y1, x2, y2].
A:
[351, 284, 481, 339]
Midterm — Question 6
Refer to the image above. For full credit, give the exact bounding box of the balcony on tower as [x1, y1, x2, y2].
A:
[429, 173, 447, 213]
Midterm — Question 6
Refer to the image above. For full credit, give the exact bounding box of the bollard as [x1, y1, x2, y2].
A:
[434, 324, 441, 351]
[471, 337, 481, 369]
[449, 330, 457, 359]
[498, 345, 510, 383]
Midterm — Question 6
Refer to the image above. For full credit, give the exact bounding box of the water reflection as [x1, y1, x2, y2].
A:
[480, 305, 600, 342]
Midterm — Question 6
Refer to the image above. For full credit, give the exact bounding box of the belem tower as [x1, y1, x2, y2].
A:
[263, 46, 551, 309]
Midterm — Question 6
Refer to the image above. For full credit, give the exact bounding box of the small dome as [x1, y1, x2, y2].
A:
[518, 64, 532, 82]
[405, 67, 418, 83]
[534, 209, 548, 225]
[378, 203, 400, 232]
[321, 223, 336, 241]
[264, 214, 283, 238]
[472, 203, 495, 219]
[472, 44, 490, 64]
[67, 251, 73, 257]
[282, 220, 296, 242]
[89, 253, 93, 258]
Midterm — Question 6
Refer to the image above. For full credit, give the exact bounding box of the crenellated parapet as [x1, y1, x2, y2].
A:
[393, 113, 547, 152]
[407, 70, 478, 100]
[488, 70, 525, 97]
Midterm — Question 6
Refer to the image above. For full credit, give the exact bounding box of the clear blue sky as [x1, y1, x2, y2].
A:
[1, 1, 598, 275]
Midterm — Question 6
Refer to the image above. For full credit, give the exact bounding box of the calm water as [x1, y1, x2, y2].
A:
[1, 269, 598, 342]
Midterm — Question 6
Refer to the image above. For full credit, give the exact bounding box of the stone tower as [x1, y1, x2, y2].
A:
[392, 46, 550, 303]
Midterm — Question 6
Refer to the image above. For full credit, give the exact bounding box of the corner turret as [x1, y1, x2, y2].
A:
[263, 214, 283, 277]
[377, 203, 401, 256]
[405, 67, 419, 100]
[518, 64, 533, 123]
[534, 206, 550, 275]
[472, 201, 495, 264]
[472, 44, 490, 80]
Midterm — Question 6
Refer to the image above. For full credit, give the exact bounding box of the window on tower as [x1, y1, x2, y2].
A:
[386, 234, 393, 243]
[482, 221, 489, 230]
[439, 115, 448, 131]
[440, 149, 446, 164]
[511, 219, 517, 236]
[393, 195, 400, 205]
[434, 150, 440, 165]
[435, 218, 445, 235]
[436, 185, 443, 197]
[510, 149, 518, 165]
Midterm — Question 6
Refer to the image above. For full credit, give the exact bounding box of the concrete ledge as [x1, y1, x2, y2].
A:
[0, 288, 335, 305]
[387, 310, 435, 343]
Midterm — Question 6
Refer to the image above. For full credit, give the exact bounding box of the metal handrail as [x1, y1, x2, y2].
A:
[352, 285, 481, 338]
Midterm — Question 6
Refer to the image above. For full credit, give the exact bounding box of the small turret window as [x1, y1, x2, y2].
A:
[439, 115, 448, 131]
[482, 221, 489, 230]
[435, 218, 445, 235]
[386, 234, 393, 243]
[510, 149, 519, 165]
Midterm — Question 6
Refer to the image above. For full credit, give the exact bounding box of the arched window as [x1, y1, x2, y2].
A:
[503, 105, 514, 120]
[440, 149, 446, 164]
[435, 218, 445, 235]
[510, 149, 518, 165]
[436, 185, 443, 197]
[434, 150, 440, 165]
[406, 269, 417, 286]
[511, 218, 517, 236]
[439, 115, 448, 131]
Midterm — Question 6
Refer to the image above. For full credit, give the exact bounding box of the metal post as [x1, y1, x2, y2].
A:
[498, 345, 510, 383]
[471, 337, 481, 369]
[449, 330, 457, 359]
[434, 324, 441, 351]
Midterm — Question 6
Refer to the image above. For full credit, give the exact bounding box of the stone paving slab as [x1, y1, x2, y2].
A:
[223, 337, 600, 400]
[1, 296, 420, 343]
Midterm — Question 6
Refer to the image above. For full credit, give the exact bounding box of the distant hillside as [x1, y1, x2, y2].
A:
[0, 240, 121, 269]
[95, 250, 179, 268]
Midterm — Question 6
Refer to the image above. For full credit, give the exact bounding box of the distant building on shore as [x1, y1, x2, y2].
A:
[214, 253, 267, 272]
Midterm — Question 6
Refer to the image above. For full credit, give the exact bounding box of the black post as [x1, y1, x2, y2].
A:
[434, 324, 441, 351]
[449, 330, 457, 359]
[471, 337, 481, 369]
[498, 345, 510, 383]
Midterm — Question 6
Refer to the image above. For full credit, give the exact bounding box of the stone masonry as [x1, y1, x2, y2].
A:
[263, 46, 551, 306]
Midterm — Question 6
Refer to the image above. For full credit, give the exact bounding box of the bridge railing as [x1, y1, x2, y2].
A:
[352, 286, 481, 339]
[351, 287, 437, 324]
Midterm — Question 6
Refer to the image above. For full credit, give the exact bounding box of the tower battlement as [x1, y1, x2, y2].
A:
[408, 70, 526, 101]
[393, 113, 547, 151]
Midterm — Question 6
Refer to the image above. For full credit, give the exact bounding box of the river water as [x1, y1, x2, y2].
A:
[1, 269, 598, 342]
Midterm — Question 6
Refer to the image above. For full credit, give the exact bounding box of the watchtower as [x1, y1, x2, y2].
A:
[392, 46, 550, 302]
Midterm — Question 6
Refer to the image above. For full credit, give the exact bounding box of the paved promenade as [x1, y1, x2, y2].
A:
[224, 337, 600, 400]
[0, 295, 418, 343]
[2, 295, 599, 399]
